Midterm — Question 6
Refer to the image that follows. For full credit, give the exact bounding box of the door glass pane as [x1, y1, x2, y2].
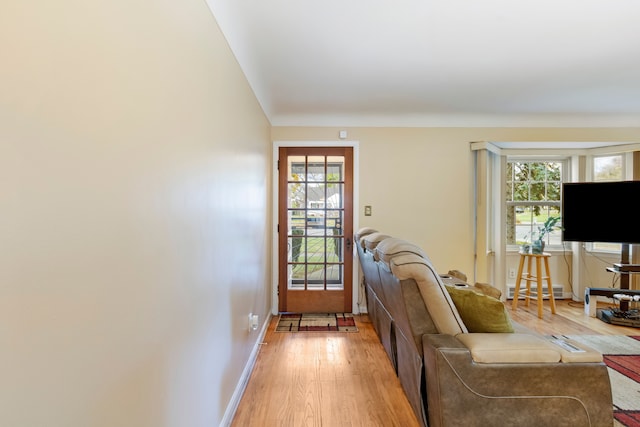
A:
[288, 156, 305, 181]
[288, 234, 305, 263]
[327, 158, 344, 182]
[289, 264, 305, 288]
[326, 210, 341, 231]
[288, 183, 305, 209]
[326, 265, 342, 288]
[287, 154, 345, 291]
[288, 210, 305, 234]
[307, 156, 325, 181]
[327, 237, 340, 262]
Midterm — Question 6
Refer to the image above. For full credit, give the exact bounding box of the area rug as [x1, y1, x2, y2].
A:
[566, 335, 640, 427]
[276, 313, 358, 332]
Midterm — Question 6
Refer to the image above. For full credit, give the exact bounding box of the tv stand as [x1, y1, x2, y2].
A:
[611, 263, 640, 273]
[585, 244, 640, 327]
[605, 244, 639, 312]
[594, 243, 640, 329]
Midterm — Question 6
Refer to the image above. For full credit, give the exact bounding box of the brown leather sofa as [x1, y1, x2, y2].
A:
[355, 227, 613, 427]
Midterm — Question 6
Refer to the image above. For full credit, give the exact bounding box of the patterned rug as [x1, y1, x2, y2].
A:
[276, 313, 358, 332]
[567, 335, 640, 427]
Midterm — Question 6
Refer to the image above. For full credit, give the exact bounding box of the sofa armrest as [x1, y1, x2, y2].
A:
[456, 333, 560, 363]
[422, 334, 613, 427]
[456, 333, 603, 364]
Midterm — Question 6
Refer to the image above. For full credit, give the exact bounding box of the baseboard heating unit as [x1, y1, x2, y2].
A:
[507, 284, 566, 300]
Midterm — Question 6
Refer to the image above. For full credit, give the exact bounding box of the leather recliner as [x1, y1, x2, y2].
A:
[354, 228, 613, 427]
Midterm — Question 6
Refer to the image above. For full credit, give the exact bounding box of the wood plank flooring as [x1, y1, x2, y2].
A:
[231, 313, 420, 427]
[231, 300, 639, 427]
[509, 299, 640, 336]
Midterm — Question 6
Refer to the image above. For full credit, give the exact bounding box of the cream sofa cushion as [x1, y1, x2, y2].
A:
[457, 333, 561, 363]
[355, 227, 377, 248]
[546, 337, 604, 363]
[375, 237, 427, 263]
[457, 333, 604, 364]
[362, 232, 391, 253]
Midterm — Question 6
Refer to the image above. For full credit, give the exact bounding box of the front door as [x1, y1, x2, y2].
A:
[278, 146, 354, 313]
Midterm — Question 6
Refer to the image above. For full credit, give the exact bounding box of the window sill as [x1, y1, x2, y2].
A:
[507, 246, 568, 255]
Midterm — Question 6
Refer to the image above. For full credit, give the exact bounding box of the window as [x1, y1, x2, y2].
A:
[594, 154, 623, 181]
[592, 154, 624, 252]
[505, 159, 566, 247]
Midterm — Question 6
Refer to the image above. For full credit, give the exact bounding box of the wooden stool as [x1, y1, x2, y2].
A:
[511, 252, 556, 319]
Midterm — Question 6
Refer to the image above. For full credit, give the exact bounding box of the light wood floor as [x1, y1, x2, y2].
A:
[509, 299, 640, 336]
[231, 300, 639, 427]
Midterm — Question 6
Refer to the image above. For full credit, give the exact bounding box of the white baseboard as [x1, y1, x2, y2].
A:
[220, 314, 272, 427]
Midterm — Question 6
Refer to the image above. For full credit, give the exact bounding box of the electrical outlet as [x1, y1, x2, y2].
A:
[508, 268, 516, 279]
[249, 313, 259, 331]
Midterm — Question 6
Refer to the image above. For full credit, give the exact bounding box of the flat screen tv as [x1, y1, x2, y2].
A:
[562, 181, 640, 244]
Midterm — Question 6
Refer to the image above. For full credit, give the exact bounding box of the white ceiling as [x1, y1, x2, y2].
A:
[207, 0, 640, 127]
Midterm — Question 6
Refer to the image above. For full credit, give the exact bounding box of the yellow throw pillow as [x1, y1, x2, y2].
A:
[445, 286, 514, 333]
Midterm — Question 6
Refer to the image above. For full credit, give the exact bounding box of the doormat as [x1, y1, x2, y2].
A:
[276, 313, 358, 332]
[566, 335, 640, 427]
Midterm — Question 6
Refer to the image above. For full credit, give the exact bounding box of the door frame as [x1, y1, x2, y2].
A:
[272, 140, 360, 315]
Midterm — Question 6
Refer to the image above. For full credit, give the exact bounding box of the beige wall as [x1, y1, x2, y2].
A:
[1, 1, 270, 426]
[272, 127, 640, 291]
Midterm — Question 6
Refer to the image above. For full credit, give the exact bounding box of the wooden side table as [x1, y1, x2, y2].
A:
[511, 252, 556, 319]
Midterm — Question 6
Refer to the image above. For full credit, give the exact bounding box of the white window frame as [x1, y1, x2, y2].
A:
[588, 152, 626, 253]
[505, 156, 569, 251]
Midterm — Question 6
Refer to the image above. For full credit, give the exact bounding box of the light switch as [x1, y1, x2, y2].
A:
[364, 205, 372, 216]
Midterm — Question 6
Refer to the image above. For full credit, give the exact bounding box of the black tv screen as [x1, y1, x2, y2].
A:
[562, 181, 640, 244]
